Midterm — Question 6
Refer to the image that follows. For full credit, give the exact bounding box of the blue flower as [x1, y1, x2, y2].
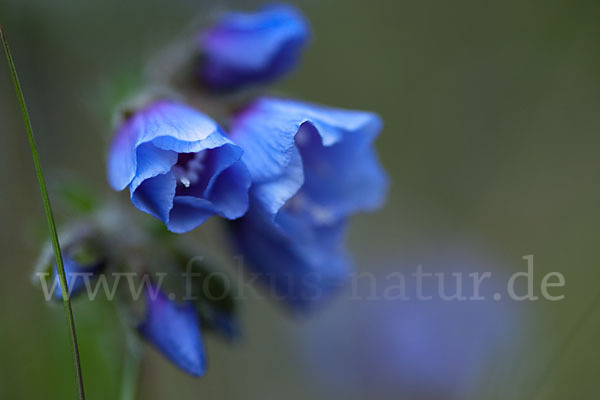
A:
[198, 4, 310, 91]
[138, 285, 206, 376]
[229, 98, 388, 307]
[107, 100, 251, 233]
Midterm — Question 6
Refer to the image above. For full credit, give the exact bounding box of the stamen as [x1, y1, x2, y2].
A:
[180, 176, 191, 188]
[173, 151, 207, 188]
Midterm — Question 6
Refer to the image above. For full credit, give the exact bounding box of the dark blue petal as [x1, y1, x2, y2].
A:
[230, 208, 351, 310]
[230, 97, 388, 224]
[130, 172, 177, 223]
[167, 197, 216, 234]
[204, 159, 251, 219]
[199, 4, 310, 90]
[138, 286, 206, 377]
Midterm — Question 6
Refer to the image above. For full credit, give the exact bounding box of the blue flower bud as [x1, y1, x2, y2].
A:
[138, 285, 206, 376]
[198, 4, 310, 91]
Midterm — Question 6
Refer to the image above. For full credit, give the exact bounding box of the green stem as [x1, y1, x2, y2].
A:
[120, 332, 142, 400]
[1, 25, 85, 400]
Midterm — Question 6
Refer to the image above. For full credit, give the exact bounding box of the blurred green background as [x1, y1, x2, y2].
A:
[1, 0, 599, 399]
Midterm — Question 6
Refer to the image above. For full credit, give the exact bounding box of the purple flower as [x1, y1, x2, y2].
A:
[228, 98, 388, 307]
[107, 100, 251, 233]
[198, 4, 310, 91]
[138, 285, 206, 376]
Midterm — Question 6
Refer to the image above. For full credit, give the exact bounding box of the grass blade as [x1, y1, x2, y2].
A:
[0, 24, 86, 400]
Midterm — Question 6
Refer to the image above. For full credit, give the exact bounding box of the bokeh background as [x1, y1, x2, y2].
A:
[1, 0, 599, 399]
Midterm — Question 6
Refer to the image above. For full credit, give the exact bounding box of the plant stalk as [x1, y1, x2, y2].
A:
[1, 24, 86, 400]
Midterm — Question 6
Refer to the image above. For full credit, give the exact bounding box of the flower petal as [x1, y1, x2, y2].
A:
[205, 160, 251, 219]
[129, 143, 178, 193]
[140, 101, 224, 149]
[251, 146, 304, 219]
[167, 196, 216, 233]
[130, 172, 177, 223]
[107, 112, 144, 191]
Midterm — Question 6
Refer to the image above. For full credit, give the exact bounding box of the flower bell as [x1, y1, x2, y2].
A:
[107, 100, 251, 233]
[228, 97, 388, 308]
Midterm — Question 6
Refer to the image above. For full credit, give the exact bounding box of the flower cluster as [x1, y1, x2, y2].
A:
[60, 3, 387, 377]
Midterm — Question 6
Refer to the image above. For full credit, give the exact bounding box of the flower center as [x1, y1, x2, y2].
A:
[172, 151, 207, 188]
